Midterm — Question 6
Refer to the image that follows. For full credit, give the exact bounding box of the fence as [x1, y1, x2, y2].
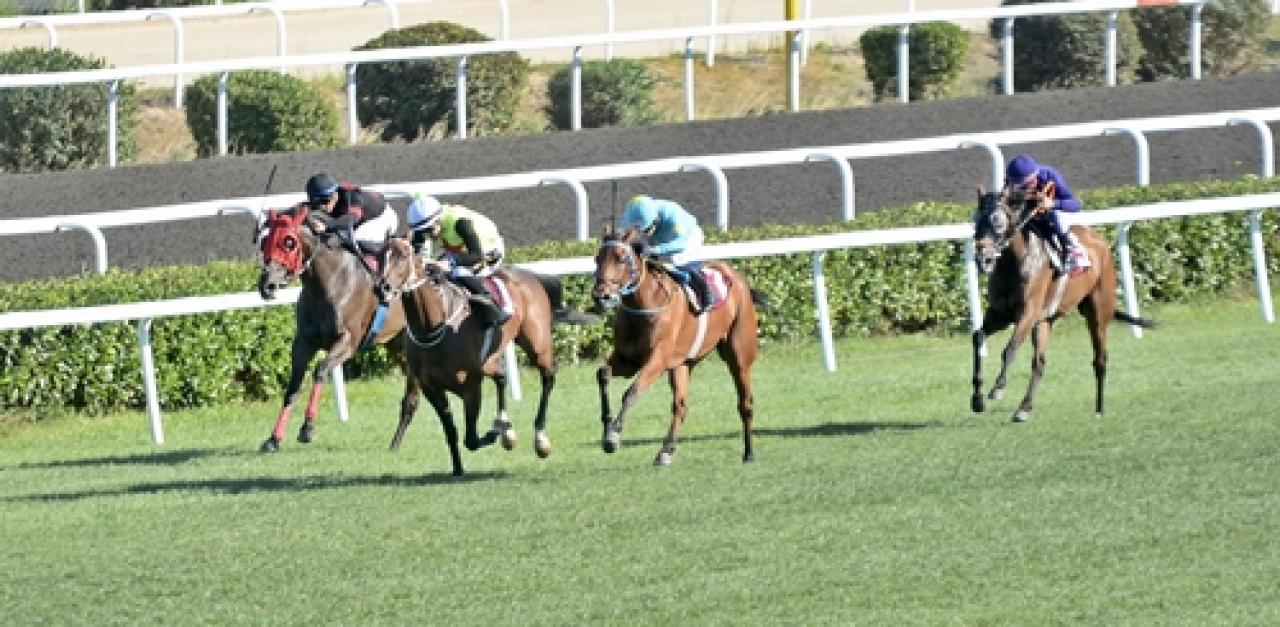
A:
[5, 105, 1274, 270]
[0, 1, 1211, 164]
[0, 192, 1276, 444]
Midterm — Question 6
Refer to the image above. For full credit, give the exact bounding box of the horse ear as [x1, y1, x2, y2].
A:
[602, 222, 615, 241]
[977, 185, 986, 197]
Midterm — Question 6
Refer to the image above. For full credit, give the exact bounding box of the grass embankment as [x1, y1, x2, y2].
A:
[2, 296, 1277, 623]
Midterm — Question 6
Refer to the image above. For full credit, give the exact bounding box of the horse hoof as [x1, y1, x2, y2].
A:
[602, 431, 620, 454]
[500, 429, 518, 451]
[988, 388, 1004, 401]
[971, 394, 986, 413]
[654, 452, 673, 467]
[1012, 410, 1030, 423]
[534, 433, 552, 459]
[260, 437, 280, 453]
[297, 423, 315, 444]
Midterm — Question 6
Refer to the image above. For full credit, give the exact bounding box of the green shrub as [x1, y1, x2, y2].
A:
[544, 59, 659, 130]
[184, 70, 341, 157]
[859, 22, 970, 101]
[988, 0, 1142, 91]
[3, 177, 1279, 416]
[1131, 0, 1270, 81]
[0, 47, 137, 173]
[355, 21, 530, 141]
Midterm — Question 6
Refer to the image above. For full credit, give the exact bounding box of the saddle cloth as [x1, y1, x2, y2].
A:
[481, 275, 515, 315]
[680, 267, 732, 312]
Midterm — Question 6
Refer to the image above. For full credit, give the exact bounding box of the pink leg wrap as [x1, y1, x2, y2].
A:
[304, 383, 324, 421]
[272, 406, 292, 440]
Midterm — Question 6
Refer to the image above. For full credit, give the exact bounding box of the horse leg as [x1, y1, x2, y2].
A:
[486, 370, 517, 451]
[262, 337, 317, 452]
[1013, 321, 1053, 422]
[388, 373, 420, 452]
[989, 312, 1037, 404]
[655, 365, 691, 466]
[462, 383, 498, 451]
[971, 311, 1012, 413]
[299, 339, 356, 444]
[518, 333, 557, 459]
[597, 353, 639, 454]
[606, 357, 667, 457]
[1079, 296, 1109, 417]
[423, 385, 464, 477]
[717, 316, 758, 463]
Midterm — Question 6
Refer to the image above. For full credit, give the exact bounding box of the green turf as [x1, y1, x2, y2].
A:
[2, 296, 1278, 624]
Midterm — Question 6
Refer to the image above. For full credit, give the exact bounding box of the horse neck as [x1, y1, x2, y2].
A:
[1005, 224, 1051, 282]
[303, 244, 372, 309]
[624, 259, 673, 309]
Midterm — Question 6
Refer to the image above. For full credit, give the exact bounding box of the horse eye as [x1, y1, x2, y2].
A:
[282, 236, 297, 251]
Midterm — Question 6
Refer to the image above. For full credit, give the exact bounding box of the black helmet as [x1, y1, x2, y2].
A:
[305, 173, 339, 205]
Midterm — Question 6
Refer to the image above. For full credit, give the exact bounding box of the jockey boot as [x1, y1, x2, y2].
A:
[468, 294, 510, 328]
[684, 266, 713, 313]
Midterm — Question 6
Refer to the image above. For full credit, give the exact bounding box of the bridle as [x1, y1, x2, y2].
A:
[594, 239, 674, 317]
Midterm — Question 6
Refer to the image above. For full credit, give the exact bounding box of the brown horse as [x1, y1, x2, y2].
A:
[375, 236, 595, 476]
[591, 226, 767, 466]
[256, 206, 414, 451]
[970, 189, 1155, 422]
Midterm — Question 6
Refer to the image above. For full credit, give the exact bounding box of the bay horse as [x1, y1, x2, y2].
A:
[375, 236, 596, 477]
[970, 188, 1155, 422]
[256, 205, 414, 451]
[592, 226, 767, 466]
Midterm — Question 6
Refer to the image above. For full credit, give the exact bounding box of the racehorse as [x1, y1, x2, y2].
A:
[970, 188, 1155, 422]
[375, 236, 595, 477]
[256, 206, 414, 451]
[591, 225, 767, 466]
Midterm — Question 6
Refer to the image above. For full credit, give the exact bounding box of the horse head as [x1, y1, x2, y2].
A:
[972, 187, 1016, 276]
[374, 236, 431, 303]
[256, 205, 313, 300]
[592, 225, 647, 310]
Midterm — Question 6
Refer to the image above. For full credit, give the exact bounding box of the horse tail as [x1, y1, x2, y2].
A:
[749, 288, 774, 314]
[1113, 310, 1157, 329]
[522, 269, 603, 326]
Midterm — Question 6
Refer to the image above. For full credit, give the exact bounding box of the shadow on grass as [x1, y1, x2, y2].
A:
[12, 448, 226, 470]
[5, 470, 508, 502]
[598, 420, 932, 447]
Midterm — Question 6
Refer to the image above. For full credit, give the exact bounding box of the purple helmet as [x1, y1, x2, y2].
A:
[1005, 154, 1040, 183]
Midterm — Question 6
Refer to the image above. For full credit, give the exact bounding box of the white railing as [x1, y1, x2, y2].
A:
[0, 191, 1275, 444]
[0, 1, 1210, 164]
[3, 105, 1275, 281]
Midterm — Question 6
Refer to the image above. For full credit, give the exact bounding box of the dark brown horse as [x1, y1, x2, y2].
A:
[375, 236, 595, 476]
[970, 189, 1155, 422]
[591, 226, 767, 466]
[256, 206, 413, 451]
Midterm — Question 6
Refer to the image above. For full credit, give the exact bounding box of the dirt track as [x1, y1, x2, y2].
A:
[1, 71, 1278, 281]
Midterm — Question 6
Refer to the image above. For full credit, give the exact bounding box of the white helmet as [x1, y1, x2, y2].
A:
[407, 194, 443, 231]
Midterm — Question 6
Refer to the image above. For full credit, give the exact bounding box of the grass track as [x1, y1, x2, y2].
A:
[2, 296, 1278, 624]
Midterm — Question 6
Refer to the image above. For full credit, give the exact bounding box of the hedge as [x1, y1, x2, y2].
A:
[2, 177, 1278, 416]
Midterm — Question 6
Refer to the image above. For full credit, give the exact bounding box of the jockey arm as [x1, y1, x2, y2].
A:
[1038, 167, 1082, 212]
[647, 205, 699, 257]
[445, 217, 487, 267]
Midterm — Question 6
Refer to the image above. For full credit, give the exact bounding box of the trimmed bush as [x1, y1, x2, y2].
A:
[1131, 0, 1270, 81]
[988, 0, 1142, 91]
[184, 70, 341, 157]
[544, 59, 659, 130]
[2, 177, 1279, 416]
[355, 21, 530, 141]
[859, 22, 970, 101]
[0, 47, 137, 173]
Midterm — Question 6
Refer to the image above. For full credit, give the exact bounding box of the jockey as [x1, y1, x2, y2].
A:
[618, 195, 713, 312]
[405, 194, 510, 328]
[303, 172, 398, 252]
[1004, 154, 1091, 276]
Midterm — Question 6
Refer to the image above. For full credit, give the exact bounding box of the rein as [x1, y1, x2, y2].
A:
[403, 280, 467, 349]
[599, 240, 675, 317]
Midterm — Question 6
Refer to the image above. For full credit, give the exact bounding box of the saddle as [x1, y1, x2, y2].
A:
[480, 275, 514, 316]
[665, 265, 731, 314]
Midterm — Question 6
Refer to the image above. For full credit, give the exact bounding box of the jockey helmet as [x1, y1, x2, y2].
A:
[1005, 154, 1040, 185]
[407, 194, 444, 231]
[619, 195, 659, 232]
[305, 173, 339, 206]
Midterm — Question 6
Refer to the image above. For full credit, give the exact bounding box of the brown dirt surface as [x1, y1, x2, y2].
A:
[1, 71, 1278, 282]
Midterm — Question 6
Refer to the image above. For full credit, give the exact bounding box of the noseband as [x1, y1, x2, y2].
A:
[596, 240, 643, 297]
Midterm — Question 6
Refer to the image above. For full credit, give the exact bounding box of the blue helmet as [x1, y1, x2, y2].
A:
[305, 173, 339, 205]
[1005, 154, 1040, 183]
[619, 195, 659, 232]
